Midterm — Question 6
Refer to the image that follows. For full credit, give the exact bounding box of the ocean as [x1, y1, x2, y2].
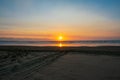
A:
[0, 40, 120, 47]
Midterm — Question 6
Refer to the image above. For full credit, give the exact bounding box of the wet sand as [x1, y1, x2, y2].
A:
[31, 53, 120, 80]
[0, 46, 120, 80]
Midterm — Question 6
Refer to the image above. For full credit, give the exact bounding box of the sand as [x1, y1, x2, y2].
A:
[0, 46, 120, 80]
[29, 53, 120, 80]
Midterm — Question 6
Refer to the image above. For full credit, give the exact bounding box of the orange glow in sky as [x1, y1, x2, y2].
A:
[0, 0, 120, 41]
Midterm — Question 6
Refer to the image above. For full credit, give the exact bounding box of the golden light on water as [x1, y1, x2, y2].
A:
[59, 43, 62, 47]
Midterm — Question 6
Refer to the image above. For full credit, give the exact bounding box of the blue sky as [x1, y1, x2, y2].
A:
[0, 0, 120, 40]
[0, 0, 120, 19]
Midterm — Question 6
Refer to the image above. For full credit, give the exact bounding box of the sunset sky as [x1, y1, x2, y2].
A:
[0, 0, 120, 41]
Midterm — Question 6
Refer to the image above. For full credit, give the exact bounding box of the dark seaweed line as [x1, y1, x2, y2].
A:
[1, 49, 120, 56]
[1, 51, 67, 80]
[67, 50, 120, 56]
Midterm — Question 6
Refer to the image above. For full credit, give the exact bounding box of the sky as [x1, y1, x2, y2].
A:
[0, 0, 120, 41]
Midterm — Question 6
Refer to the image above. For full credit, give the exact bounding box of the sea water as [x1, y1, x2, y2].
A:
[0, 40, 120, 46]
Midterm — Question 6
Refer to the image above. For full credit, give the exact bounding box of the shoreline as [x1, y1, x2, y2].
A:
[0, 45, 120, 56]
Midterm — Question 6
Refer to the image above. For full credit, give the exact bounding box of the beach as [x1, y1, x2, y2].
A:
[0, 46, 120, 80]
[1, 0, 120, 80]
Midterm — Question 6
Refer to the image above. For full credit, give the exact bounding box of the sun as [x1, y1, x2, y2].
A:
[58, 36, 63, 41]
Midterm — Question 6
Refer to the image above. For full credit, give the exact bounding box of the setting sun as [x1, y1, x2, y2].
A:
[58, 36, 63, 41]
